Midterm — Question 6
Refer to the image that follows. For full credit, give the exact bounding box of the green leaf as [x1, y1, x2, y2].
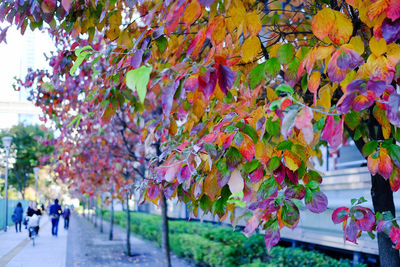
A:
[362, 140, 378, 156]
[301, 75, 308, 92]
[70, 51, 91, 76]
[266, 117, 280, 136]
[275, 84, 294, 95]
[344, 110, 361, 131]
[268, 156, 281, 171]
[277, 44, 295, 65]
[307, 180, 319, 191]
[126, 65, 152, 103]
[277, 140, 293, 151]
[243, 159, 260, 173]
[200, 194, 212, 212]
[75, 45, 93, 56]
[243, 124, 258, 144]
[155, 36, 168, 53]
[204, 143, 217, 158]
[270, 98, 285, 111]
[249, 62, 266, 89]
[388, 144, 400, 167]
[313, 117, 325, 132]
[265, 57, 280, 79]
[225, 125, 237, 133]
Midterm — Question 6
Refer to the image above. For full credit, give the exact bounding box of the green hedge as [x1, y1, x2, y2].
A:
[101, 210, 365, 267]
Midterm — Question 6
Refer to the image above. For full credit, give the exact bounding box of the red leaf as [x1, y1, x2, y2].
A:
[199, 69, 217, 99]
[390, 167, 400, 191]
[273, 163, 285, 184]
[187, 29, 206, 60]
[285, 168, 299, 184]
[390, 227, 400, 249]
[367, 154, 380, 175]
[387, 0, 400, 21]
[239, 134, 255, 162]
[249, 164, 264, 183]
[332, 207, 350, 224]
[306, 191, 328, 213]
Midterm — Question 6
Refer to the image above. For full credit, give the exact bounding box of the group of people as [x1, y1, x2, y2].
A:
[12, 199, 72, 238]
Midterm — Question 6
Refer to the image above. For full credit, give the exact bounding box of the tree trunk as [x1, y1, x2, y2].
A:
[371, 173, 400, 266]
[83, 201, 86, 218]
[94, 199, 98, 228]
[100, 204, 104, 233]
[126, 192, 131, 256]
[160, 192, 171, 267]
[109, 196, 114, 240]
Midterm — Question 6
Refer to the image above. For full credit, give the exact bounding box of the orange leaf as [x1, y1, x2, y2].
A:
[312, 8, 335, 41]
[183, 0, 202, 26]
[210, 16, 226, 44]
[204, 167, 219, 200]
[308, 71, 321, 94]
[379, 148, 393, 180]
[368, 154, 380, 175]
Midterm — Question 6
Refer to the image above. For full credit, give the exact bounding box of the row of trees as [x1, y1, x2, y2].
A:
[1, 0, 400, 265]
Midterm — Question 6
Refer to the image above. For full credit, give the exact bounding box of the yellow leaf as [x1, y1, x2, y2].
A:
[241, 36, 261, 62]
[312, 8, 335, 41]
[246, 11, 262, 36]
[269, 43, 281, 58]
[228, 168, 244, 194]
[266, 87, 278, 101]
[340, 70, 356, 94]
[370, 36, 387, 57]
[329, 11, 353, 45]
[349, 36, 365, 55]
[315, 84, 332, 121]
[315, 45, 335, 60]
[193, 99, 205, 119]
[211, 16, 226, 44]
[183, 0, 202, 26]
[387, 43, 400, 66]
[283, 151, 301, 171]
[204, 167, 219, 200]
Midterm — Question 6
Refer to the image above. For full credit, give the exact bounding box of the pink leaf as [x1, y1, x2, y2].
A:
[345, 219, 359, 243]
[295, 107, 313, 129]
[243, 212, 262, 237]
[273, 163, 285, 184]
[61, 0, 72, 12]
[332, 207, 350, 224]
[353, 206, 375, 231]
[249, 165, 264, 183]
[147, 185, 160, 200]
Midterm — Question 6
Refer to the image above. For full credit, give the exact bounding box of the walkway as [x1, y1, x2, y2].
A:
[0, 213, 192, 267]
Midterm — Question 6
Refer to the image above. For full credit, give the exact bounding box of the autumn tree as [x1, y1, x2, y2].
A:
[2, 0, 400, 265]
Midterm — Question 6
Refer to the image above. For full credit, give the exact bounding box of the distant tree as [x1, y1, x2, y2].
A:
[0, 124, 54, 199]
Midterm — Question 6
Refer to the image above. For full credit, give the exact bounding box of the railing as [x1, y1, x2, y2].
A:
[0, 199, 30, 230]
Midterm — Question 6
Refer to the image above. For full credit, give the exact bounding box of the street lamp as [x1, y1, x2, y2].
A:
[33, 167, 39, 203]
[2, 136, 12, 232]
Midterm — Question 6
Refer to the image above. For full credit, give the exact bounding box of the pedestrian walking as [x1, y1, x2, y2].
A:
[12, 202, 24, 232]
[49, 199, 62, 236]
[63, 205, 71, 229]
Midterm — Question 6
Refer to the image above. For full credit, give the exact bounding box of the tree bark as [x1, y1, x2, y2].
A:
[109, 196, 114, 240]
[126, 192, 131, 256]
[160, 192, 171, 267]
[371, 173, 400, 266]
[94, 199, 98, 228]
[100, 204, 104, 233]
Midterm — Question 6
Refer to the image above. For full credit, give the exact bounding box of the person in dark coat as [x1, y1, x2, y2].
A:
[63, 205, 71, 229]
[49, 199, 62, 236]
[12, 202, 24, 233]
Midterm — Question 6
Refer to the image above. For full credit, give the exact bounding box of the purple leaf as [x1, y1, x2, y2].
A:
[281, 201, 300, 229]
[273, 163, 285, 184]
[249, 165, 264, 183]
[353, 206, 375, 232]
[345, 219, 358, 243]
[367, 80, 386, 98]
[217, 171, 231, 187]
[177, 165, 191, 183]
[382, 18, 400, 44]
[285, 185, 305, 200]
[387, 94, 400, 127]
[286, 169, 299, 185]
[199, 70, 217, 99]
[147, 185, 160, 199]
[131, 49, 144, 69]
[337, 93, 356, 114]
[264, 227, 280, 251]
[306, 191, 328, 213]
[346, 79, 366, 93]
[198, 0, 215, 6]
[243, 213, 262, 237]
[218, 65, 235, 94]
[190, 123, 204, 135]
[161, 81, 179, 117]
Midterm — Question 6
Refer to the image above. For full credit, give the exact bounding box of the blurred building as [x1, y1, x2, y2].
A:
[0, 27, 53, 129]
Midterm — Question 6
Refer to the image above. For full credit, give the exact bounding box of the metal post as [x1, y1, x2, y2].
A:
[2, 136, 12, 232]
[33, 167, 39, 203]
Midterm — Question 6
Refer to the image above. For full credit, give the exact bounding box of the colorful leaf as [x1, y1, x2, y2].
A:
[332, 207, 350, 224]
[264, 226, 280, 251]
[305, 191, 328, 213]
[378, 148, 393, 180]
[241, 36, 261, 63]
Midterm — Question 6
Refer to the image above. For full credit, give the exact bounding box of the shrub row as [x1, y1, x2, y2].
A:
[101, 210, 364, 267]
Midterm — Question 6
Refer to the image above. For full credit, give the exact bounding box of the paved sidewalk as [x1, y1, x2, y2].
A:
[0, 215, 68, 267]
[67, 214, 193, 267]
